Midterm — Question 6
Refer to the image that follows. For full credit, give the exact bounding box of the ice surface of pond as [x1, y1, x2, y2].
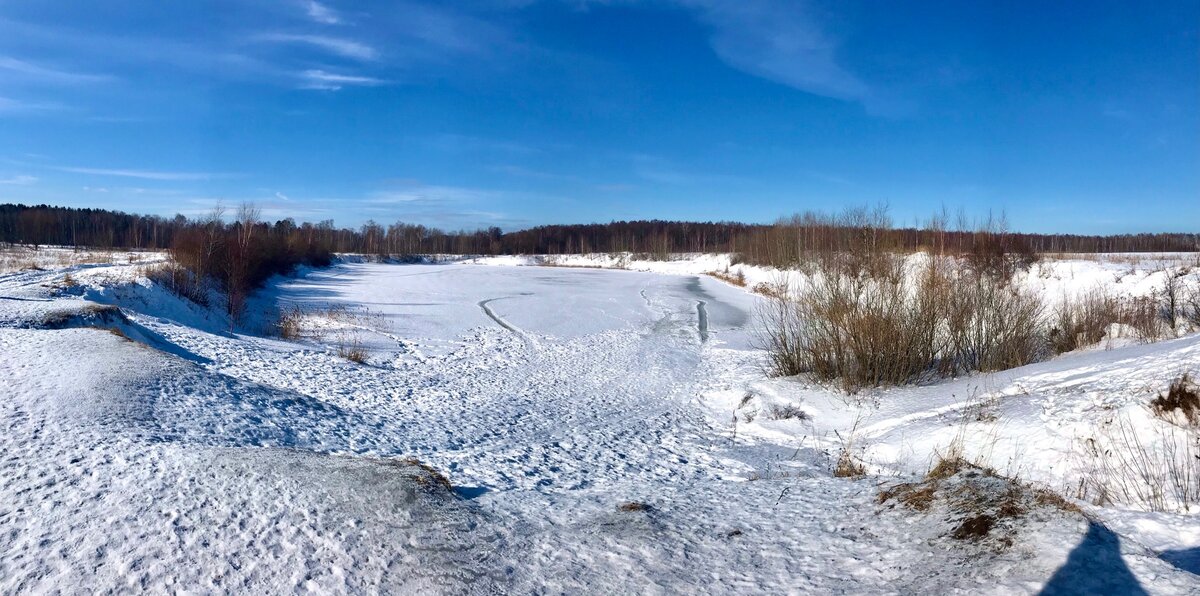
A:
[269, 262, 759, 351]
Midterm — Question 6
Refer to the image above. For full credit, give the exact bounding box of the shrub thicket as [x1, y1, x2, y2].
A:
[758, 253, 1045, 391]
[1050, 287, 1183, 353]
[758, 210, 1194, 391]
[167, 204, 333, 329]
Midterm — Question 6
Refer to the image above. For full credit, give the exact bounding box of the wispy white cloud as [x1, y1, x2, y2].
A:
[54, 166, 231, 181]
[389, 2, 503, 55]
[0, 56, 114, 84]
[424, 134, 541, 155]
[0, 95, 66, 114]
[304, 1, 342, 25]
[1102, 102, 1133, 120]
[366, 185, 495, 204]
[629, 152, 742, 185]
[487, 164, 578, 181]
[799, 169, 855, 186]
[680, 0, 871, 105]
[595, 183, 635, 192]
[0, 174, 38, 185]
[256, 33, 378, 61]
[298, 68, 387, 90]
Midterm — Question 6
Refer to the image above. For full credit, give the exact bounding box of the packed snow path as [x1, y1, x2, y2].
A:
[2, 259, 1198, 593]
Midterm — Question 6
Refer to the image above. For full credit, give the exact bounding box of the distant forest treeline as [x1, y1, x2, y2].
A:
[2, 203, 1197, 262]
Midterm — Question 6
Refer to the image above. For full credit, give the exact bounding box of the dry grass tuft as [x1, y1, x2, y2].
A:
[831, 421, 867, 478]
[276, 305, 304, 340]
[834, 450, 866, 478]
[926, 456, 973, 481]
[338, 339, 368, 364]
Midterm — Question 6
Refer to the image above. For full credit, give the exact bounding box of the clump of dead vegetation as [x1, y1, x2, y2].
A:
[707, 268, 746, 287]
[766, 403, 807, 421]
[756, 207, 1055, 392]
[617, 501, 652, 512]
[377, 457, 453, 492]
[37, 303, 125, 329]
[878, 454, 1079, 547]
[750, 281, 786, 300]
[1151, 373, 1200, 426]
[1185, 280, 1200, 329]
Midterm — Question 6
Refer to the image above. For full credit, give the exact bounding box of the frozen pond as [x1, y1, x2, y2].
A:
[270, 261, 760, 351]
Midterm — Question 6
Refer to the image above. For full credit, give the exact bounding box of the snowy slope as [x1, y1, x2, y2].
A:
[2, 253, 1198, 593]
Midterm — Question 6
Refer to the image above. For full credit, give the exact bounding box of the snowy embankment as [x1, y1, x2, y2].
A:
[2, 249, 1199, 593]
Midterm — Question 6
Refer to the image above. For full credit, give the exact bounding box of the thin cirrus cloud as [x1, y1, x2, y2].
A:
[54, 166, 232, 181]
[365, 185, 495, 205]
[255, 33, 378, 61]
[673, 0, 897, 114]
[0, 95, 67, 114]
[0, 55, 114, 85]
[0, 174, 38, 185]
[303, 0, 342, 25]
[298, 69, 387, 90]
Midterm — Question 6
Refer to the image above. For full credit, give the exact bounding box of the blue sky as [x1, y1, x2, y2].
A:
[0, 1, 1196, 233]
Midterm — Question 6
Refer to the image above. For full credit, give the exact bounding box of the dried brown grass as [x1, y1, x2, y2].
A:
[707, 269, 746, 287]
[338, 338, 368, 364]
[276, 305, 304, 340]
[1075, 411, 1200, 512]
[879, 455, 1079, 545]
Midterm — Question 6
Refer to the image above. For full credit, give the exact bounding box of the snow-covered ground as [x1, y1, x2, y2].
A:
[2, 251, 1199, 593]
